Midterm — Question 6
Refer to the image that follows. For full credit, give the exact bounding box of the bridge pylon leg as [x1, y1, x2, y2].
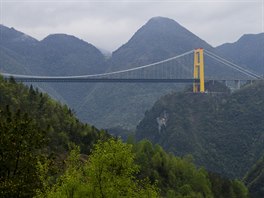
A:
[193, 48, 205, 93]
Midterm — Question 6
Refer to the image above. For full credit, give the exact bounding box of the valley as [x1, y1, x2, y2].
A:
[1, 15, 264, 197]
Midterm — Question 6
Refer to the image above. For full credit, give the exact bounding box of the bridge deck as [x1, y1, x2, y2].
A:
[7, 78, 200, 83]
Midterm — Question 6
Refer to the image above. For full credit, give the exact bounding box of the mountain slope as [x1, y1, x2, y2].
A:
[110, 17, 213, 70]
[0, 76, 107, 153]
[0, 25, 107, 75]
[0, 25, 39, 55]
[0, 25, 39, 74]
[37, 34, 108, 110]
[216, 33, 264, 74]
[40, 34, 107, 75]
[136, 81, 264, 178]
[0, 75, 109, 197]
[0, 25, 108, 116]
[77, 17, 216, 129]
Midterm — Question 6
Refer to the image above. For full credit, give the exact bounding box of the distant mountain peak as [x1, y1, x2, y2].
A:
[148, 16, 178, 23]
[125, 16, 211, 49]
[111, 16, 212, 69]
[42, 33, 83, 43]
[0, 24, 38, 43]
[142, 16, 183, 31]
[41, 33, 98, 51]
[237, 32, 264, 42]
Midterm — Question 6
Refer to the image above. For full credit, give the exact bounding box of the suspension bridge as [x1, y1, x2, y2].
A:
[1, 49, 262, 93]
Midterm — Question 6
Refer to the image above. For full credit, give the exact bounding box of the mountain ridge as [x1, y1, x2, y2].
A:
[110, 16, 214, 71]
[1, 17, 263, 130]
[216, 32, 264, 74]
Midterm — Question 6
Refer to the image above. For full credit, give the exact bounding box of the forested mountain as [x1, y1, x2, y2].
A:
[216, 33, 264, 74]
[136, 81, 264, 179]
[0, 76, 107, 153]
[0, 76, 248, 197]
[0, 76, 109, 197]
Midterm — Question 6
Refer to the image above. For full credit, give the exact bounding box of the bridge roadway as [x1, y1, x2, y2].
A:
[5, 77, 261, 84]
[8, 77, 200, 83]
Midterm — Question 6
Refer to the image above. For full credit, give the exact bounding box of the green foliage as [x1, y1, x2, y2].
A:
[84, 139, 158, 197]
[38, 139, 158, 198]
[0, 77, 108, 154]
[208, 173, 248, 198]
[36, 145, 84, 198]
[133, 140, 213, 197]
[0, 76, 109, 197]
[0, 107, 47, 197]
[133, 140, 248, 198]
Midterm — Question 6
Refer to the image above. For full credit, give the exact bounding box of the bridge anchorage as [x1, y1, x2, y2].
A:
[1, 48, 262, 93]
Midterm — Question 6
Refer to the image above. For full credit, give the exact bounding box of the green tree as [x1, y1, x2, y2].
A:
[0, 107, 47, 197]
[83, 139, 158, 197]
[133, 140, 213, 197]
[39, 139, 158, 198]
[36, 145, 84, 198]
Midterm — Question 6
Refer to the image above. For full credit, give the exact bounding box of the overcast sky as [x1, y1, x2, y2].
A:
[1, 0, 263, 52]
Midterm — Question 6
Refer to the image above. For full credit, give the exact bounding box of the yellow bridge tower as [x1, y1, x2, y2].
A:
[193, 48, 205, 93]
